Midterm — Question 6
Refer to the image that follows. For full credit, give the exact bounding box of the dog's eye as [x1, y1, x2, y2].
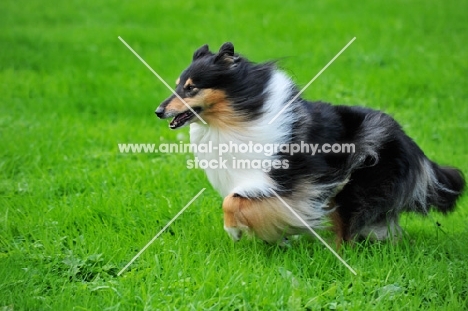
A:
[186, 85, 198, 93]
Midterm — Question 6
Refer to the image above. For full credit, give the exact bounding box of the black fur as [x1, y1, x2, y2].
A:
[274, 100, 465, 239]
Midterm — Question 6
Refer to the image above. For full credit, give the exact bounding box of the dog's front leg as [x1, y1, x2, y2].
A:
[222, 193, 285, 243]
[222, 193, 245, 241]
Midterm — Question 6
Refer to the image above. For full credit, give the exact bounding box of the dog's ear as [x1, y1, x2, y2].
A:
[193, 44, 211, 61]
[214, 42, 235, 64]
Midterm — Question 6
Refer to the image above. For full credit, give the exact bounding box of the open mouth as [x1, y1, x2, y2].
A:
[169, 107, 202, 129]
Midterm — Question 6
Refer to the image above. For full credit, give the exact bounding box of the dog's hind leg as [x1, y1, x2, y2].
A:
[358, 215, 403, 241]
[329, 209, 348, 249]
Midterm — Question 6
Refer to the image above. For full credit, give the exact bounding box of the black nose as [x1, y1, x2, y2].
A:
[155, 107, 164, 118]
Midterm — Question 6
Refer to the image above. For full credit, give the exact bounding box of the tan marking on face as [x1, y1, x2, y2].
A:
[184, 78, 193, 88]
[164, 88, 248, 128]
[197, 89, 246, 130]
[164, 96, 193, 115]
[175, 77, 180, 85]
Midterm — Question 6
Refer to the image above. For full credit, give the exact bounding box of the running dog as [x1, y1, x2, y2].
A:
[156, 42, 465, 245]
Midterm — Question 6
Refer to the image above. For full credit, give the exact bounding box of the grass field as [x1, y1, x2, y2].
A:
[1, 0, 468, 310]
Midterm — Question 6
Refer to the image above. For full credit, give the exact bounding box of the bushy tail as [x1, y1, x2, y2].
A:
[429, 163, 465, 213]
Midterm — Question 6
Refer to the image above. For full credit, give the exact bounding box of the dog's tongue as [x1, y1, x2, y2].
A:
[170, 110, 193, 129]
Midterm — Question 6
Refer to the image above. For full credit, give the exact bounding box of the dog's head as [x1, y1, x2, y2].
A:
[155, 42, 270, 129]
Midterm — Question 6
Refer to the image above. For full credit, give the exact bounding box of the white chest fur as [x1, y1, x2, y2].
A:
[189, 71, 296, 198]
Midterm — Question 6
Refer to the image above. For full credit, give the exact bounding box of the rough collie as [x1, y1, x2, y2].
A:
[156, 42, 465, 245]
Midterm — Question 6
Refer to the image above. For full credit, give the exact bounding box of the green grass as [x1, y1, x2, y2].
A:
[1, 0, 468, 309]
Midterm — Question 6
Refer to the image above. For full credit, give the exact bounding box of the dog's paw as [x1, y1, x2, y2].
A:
[224, 226, 243, 241]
